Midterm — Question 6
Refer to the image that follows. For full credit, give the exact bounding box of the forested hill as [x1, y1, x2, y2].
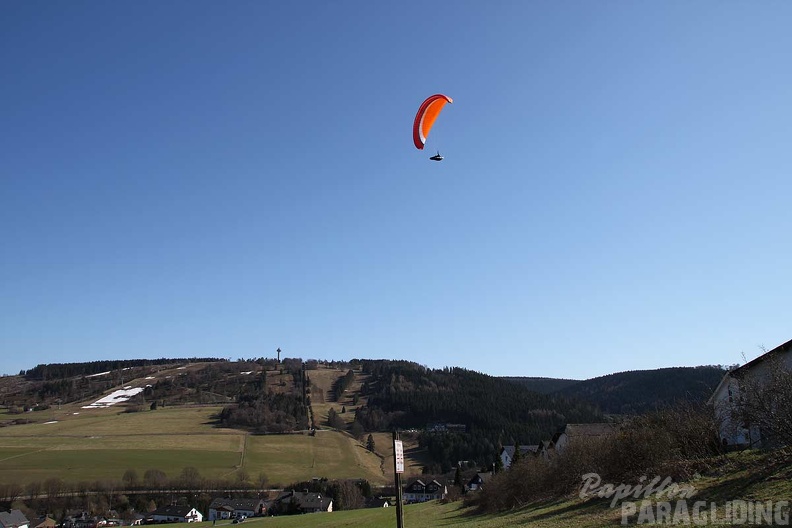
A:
[551, 366, 727, 414]
[502, 376, 581, 394]
[355, 360, 602, 466]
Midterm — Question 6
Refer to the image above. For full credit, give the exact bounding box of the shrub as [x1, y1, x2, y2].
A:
[472, 403, 721, 513]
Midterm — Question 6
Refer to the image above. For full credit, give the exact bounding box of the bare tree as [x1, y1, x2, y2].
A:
[0, 483, 23, 502]
[180, 466, 202, 488]
[257, 472, 269, 489]
[122, 468, 139, 488]
[730, 356, 792, 447]
[25, 480, 42, 500]
[143, 468, 168, 489]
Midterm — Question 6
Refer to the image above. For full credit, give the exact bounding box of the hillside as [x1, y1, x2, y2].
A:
[354, 360, 602, 472]
[553, 365, 727, 414]
[502, 376, 581, 394]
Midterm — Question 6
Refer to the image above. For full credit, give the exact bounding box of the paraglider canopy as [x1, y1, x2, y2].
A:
[413, 94, 453, 150]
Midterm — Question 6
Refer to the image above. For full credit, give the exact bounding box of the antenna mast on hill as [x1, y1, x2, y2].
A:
[277, 348, 281, 363]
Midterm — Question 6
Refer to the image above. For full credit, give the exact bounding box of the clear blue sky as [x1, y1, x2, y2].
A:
[2, 1, 791, 379]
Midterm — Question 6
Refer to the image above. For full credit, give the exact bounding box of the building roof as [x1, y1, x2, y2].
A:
[149, 506, 197, 518]
[208, 498, 263, 511]
[501, 445, 539, 458]
[365, 497, 390, 508]
[552, 423, 615, 442]
[0, 511, 30, 528]
[404, 479, 445, 492]
[707, 337, 792, 405]
[732, 338, 792, 376]
[290, 491, 332, 511]
[468, 472, 493, 486]
[34, 518, 56, 528]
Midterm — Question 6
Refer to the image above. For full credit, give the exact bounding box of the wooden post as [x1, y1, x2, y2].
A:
[393, 430, 405, 528]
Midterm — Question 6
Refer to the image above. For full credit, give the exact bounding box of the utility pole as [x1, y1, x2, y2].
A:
[276, 347, 281, 363]
[393, 431, 405, 528]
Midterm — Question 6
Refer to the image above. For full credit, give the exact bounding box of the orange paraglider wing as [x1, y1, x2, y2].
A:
[413, 94, 453, 150]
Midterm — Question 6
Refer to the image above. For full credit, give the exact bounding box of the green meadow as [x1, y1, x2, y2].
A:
[153, 500, 623, 528]
[245, 432, 385, 486]
[0, 404, 389, 486]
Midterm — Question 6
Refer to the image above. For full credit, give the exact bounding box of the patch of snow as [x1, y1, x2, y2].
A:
[177, 366, 186, 370]
[44, 421, 58, 424]
[86, 371, 111, 378]
[124, 386, 132, 389]
[73, 412, 80, 415]
[241, 371, 253, 375]
[145, 376, 156, 380]
[81, 387, 144, 409]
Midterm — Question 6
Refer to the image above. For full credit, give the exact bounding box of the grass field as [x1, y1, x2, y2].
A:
[0, 402, 389, 486]
[245, 431, 386, 486]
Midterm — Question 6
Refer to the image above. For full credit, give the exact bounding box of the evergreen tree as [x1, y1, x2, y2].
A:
[511, 442, 521, 465]
[494, 454, 504, 473]
[366, 434, 375, 452]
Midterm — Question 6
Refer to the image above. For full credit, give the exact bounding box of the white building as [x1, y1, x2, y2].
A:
[709, 338, 792, 448]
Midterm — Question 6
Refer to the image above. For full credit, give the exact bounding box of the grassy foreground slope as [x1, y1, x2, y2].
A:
[185, 450, 790, 528]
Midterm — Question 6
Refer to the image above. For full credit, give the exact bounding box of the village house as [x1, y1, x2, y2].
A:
[148, 506, 202, 523]
[708, 338, 792, 448]
[207, 498, 267, 521]
[276, 491, 333, 514]
[466, 471, 493, 492]
[94, 519, 121, 528]
[551, 423, 616, 455]
[0, 510, 29, 528]
[499, 444, 538, 468]
[61, 512, 96, 528]
[402, 479, 447, 503]
[32, 517, 56, 528]
[365, 497, 390, 508]
[536, 440, 555, 460]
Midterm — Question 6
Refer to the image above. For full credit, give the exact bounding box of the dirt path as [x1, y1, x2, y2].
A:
[222, 432, 248, 477]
